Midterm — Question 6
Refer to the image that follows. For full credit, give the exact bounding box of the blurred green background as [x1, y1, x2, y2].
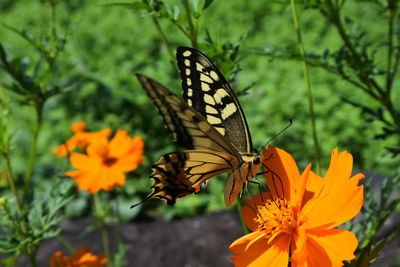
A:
[0, 0, 397, 220]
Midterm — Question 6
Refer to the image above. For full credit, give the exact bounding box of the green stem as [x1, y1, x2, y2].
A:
[93, 193, 111, 266]
[23, 104, 43, 203]
[290, 0, 321, 173]
[114, 193, 123, 252]
[235, 199, 249, 234]
[142, 0, 175, 65]
[56, 234, 75, 253]
[152, 16, 176, 65]
[182, 0, 197, 48]
[325, 0, 385, 97]
[28, 250, 37, 267]
[3, 153, 23, 215]
[385, 4, 395, 92]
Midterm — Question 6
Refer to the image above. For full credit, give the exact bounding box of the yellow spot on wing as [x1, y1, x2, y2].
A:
[183, 50, 192, 57]
[187, 78, 192, 86]
[204, 94, 216, 105]
[215, 127, 225, 135]
[207, 115, 222, 124]
[184, 59, 190, 66]
[214, 88, 229, 104]
[210, 71, 219, 81]
[187, 89, 193, 97]
[201, 83, 211, 91]
[221, 103, 237, 119]
[196, 62, 204, 71]
[200, 74, 213, 83]
[206, 105, 218, 114]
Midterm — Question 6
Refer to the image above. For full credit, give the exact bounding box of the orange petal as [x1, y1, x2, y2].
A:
[69, 152, 100, 170]
[301, 149, 364, 228]
[70, 121, 87, 133]
[103, 167, 125, 190]
[294, 228, 357, 266]
[109, 130, 133, 157]
[230, 233, 290, 267]
[52, 136, 80, 157]
[116, 149, 144, 172]
[262, 146, 304, 206]
[241, 192, 273, 231]
[301, 170, 324, 208]
[229, 231, 263, 254]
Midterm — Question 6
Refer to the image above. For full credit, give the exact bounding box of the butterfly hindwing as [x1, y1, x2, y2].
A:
[148, 150, 239, 205]
[176, 47, 253, 153]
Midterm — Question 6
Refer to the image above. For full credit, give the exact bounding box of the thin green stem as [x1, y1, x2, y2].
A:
[290, 0, 321, 173]
[325, 0, 385, 97]
[152, 16, 176, 65]
[236, 199, 249, 234]
[385, 4, 395, 92]
[182, 0, 197, 48]
[23, 104, 43, 203]
[142, 0, 175, 65]
[56, 234, 75, 253]
[93, 194, 111, 266]
[28, 251, 37, 267]
[3, 153, 23, 215]
[114, 193, 123, 252]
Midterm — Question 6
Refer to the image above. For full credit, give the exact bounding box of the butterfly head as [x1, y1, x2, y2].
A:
[241, 153, 263, 179]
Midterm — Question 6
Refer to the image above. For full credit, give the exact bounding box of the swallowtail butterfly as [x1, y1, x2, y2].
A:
[134, 47, 262, 207]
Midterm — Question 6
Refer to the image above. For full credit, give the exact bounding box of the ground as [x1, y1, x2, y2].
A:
[18, 209, 399, 266]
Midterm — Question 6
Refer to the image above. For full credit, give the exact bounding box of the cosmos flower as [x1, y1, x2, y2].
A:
[50, 247, 107, 267]
[229, 146, 364, 266]
[52, 121, 111, 157]
[65, 129, 144, 193]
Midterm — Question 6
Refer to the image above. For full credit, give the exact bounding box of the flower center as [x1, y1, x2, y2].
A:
[256, 198, 297, 242]
[103, 157, 117, 166]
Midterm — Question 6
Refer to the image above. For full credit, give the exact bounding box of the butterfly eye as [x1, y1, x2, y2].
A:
[253, 156, 261, 165]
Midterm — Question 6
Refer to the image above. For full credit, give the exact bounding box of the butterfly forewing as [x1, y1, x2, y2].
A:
[136, 74, 193, 149]
[176, 47, 253, 153]
[137, 74, 239, 155]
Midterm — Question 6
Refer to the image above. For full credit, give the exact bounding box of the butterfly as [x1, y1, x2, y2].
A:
[134, 47, 262, 207]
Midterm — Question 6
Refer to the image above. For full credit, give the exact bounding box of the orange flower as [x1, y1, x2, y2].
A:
[65, 129, 144, 193]
[50, 247, 107, 267]
[52, 122, 111, 157]
[229, 146, 364, 267]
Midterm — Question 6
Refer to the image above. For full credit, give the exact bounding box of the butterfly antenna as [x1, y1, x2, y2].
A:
[258, 119, 293, 153]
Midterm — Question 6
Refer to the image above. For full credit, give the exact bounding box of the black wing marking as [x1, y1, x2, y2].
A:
[176, 47, 253, 153]
[136, 74, 240, 156]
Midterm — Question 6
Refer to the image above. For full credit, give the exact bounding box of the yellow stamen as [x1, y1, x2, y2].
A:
[255, 198, 297, 242]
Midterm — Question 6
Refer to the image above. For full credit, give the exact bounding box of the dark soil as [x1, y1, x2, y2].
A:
[18, 211, 243, 267]
[17, 209, 399, 267]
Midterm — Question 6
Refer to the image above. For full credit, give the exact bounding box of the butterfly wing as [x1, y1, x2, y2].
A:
[176, 47, 253, 153]
[135, 74, 245, 206]
[136, 74, 240, 155]
[136, 74, 193, 149]
[145, 150, 239, 205]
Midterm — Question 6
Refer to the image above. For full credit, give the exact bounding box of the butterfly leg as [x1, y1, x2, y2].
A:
[262, 162, 285, 200]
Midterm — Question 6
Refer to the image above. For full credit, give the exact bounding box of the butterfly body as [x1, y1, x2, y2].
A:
[135, 47, 261, 207]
